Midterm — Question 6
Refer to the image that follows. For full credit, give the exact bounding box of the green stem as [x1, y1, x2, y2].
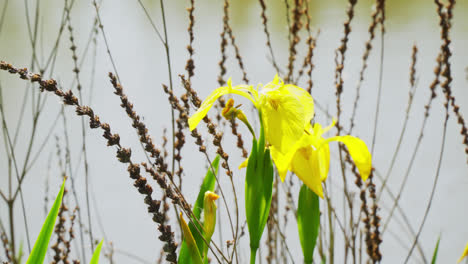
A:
[250, 247, 257, 264]
[244, 120, 255, 138]
[8, 200, 16, 264]
[202, 236, 209, 263]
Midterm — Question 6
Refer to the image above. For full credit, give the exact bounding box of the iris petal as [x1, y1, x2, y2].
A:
[317, 143, 330, 181]
[261, 84, 314, 160]
[270, 147, 289, 181]
[290, 146, 324, 198]
[188, 80, 256, 131]
[325, 135, 372, 181]
[322, 118, 337, 134]
[284, 84, 315, 121]
[270, 132, 313, 182]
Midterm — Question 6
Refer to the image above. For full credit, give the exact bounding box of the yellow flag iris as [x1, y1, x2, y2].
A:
[273, 120, 371, 198]
[188, 76, 371, 199]
[188, 75, 314, 174]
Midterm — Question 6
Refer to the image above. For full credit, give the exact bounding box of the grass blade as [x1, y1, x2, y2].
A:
[90, 240, 104, 264]
[26, 180, 65, 264]
[430, 236, 440, 264]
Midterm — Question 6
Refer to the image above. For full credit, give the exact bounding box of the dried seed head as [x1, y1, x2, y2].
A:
[116, 148, 131, 163]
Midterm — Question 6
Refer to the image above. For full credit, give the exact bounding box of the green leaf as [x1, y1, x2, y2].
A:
[245, 116, 274, 263]
[179, 155, 220, 264]
[193, 155, 220, 219]
[26, 180, 66, 264]
[90, 240, 104, 264]
[297, 184, 320, 264]
[431, 236, 441, 264]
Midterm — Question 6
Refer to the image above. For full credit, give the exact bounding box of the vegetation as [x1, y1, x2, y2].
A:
[0, 0, 467, 263]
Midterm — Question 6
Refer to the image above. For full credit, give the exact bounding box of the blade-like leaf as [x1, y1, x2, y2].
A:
[297, 184, 320, 264]
[90, 240, 104, 264]
[193, 155, 220, 219]
[179, 155, 220, 263]
[26, 180, 66, 264]
[431, 236, 441, 264]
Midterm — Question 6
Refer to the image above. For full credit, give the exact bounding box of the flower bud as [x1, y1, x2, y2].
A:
[203, 191, 219, 241]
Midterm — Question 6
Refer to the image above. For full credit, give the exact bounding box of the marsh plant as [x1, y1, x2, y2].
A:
[0, 0, 467, 263]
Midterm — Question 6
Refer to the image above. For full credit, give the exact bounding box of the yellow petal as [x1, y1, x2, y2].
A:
[290, 146, 324, 198]
[284, 84, 315, 121]
[458, 242, 468, 263]
[188, 79, 257, 131]
[260, 83, 314, 159]
[238, 158, 249, 169]
[270, 132, 312, 182]
[270, 146, 290, 181]
[317, 143, 330, 181]
[265, 74, 283, 88]
[326, 135, 372, 181]
[322, 118, 337, 134]
[264, 84, 314, 181]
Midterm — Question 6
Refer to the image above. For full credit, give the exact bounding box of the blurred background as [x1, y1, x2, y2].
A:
[0, 0, 467, 263]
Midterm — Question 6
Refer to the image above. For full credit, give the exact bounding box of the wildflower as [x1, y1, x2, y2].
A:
[188, 75, 314, 172]
[188, 76, 370, 198]
[275, 120, 371, 198]
[458, 242, 468, 263]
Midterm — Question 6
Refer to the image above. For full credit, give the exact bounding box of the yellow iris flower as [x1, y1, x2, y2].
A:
[188, 75, 371, 198]
[277, 120, 372, 198]
[188, 75, 314, 174]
